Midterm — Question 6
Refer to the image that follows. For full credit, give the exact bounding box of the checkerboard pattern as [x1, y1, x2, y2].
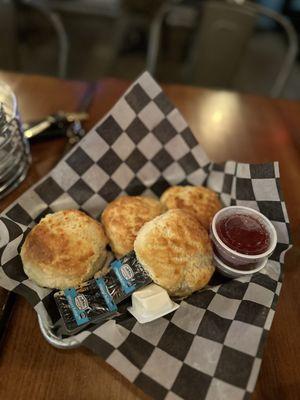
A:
[0, 72, 291, 399]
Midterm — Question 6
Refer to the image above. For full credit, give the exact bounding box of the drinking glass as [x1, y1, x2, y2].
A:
[0, 82, 30, 199]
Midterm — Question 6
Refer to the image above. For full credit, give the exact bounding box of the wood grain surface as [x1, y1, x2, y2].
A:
[0, 72, 299, 400]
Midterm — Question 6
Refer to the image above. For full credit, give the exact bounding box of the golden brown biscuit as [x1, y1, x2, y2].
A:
[134, 209, 214, 298]
[101, 195, 166, 258]
[160, 185, 222, 230]
[20, 210, 108, 289]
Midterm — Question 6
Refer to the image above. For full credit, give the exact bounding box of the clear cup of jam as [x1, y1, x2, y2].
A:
[211, 206, 277, 278]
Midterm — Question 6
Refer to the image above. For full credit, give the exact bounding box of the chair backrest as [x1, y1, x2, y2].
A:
[21, 0, 69, 78]
[184, 1, 256, 88]
[147, 0, 298, 97]
[0, 0, 68, 77]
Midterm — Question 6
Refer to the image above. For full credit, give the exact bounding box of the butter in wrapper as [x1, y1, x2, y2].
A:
[54, 251, 151, 333]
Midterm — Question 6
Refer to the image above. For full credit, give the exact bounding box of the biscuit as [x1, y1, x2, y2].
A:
[21, 209, 108, 289]
[101, 195, 166, 258]
[134, 209, 214, 297]
[160, 185, 222, 230]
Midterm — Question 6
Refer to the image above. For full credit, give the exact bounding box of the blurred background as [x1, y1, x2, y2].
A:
[0, 0, 299, 98]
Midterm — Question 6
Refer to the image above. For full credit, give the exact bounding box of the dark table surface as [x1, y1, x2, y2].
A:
[0, 71, 299, 400]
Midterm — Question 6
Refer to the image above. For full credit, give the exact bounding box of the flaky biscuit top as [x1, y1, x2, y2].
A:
[134, 209, 215, 297]
[21, 209, 108, 288]
[101, 195, 166, 258]
[160, 185, 222, 230]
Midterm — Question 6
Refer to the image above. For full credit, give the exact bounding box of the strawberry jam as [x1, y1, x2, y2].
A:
[216, 213, 270, 255]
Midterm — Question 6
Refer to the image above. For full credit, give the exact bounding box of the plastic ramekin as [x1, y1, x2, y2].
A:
[210, 206, 277, 277]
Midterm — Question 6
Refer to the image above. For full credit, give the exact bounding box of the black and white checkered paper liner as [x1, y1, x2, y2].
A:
[0, 72, 291, 400]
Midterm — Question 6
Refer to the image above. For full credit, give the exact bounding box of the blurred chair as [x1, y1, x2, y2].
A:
[147, 0, 298, 97]
[108, 0, 164, 61]
[20, 0, 69, 78]
[0, 0, 68, 78]
[46, 0, 120, 18]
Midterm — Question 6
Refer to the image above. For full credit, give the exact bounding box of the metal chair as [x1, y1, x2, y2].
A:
[0, 0, 68, 78]
[20, 0, 69, 78]
[147, 0, 298, 97]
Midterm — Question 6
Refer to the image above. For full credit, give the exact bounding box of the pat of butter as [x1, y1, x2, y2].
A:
[133, 284, 173, 315]
[128, 284, 180, 324]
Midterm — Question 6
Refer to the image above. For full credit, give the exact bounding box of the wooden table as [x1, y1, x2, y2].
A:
[0, 71, 299, 400]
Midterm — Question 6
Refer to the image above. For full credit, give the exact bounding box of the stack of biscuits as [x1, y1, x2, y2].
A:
[21, 185, 222, 298]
